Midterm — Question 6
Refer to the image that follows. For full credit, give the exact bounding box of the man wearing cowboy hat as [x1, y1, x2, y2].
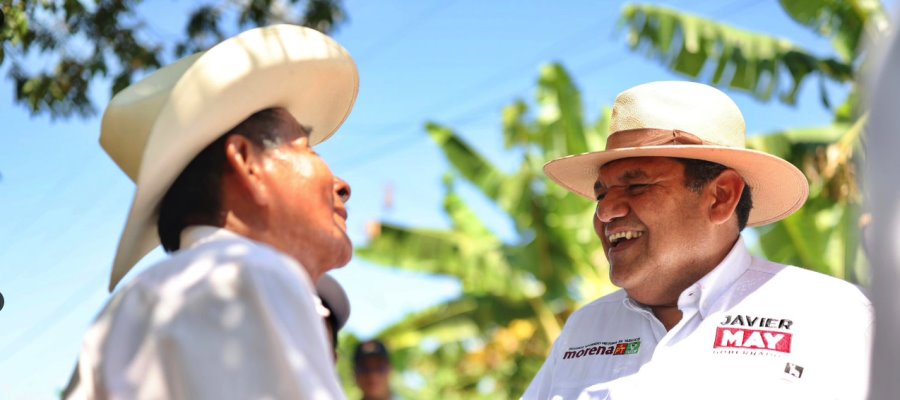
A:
[66, 25, 358, 399]
[524, 81, 872, 399]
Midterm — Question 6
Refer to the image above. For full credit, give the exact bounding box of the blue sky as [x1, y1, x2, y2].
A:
[0, 0, 860, 397]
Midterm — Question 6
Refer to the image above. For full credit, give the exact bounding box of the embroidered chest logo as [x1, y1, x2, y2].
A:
[562, 337, 641, 360]
[713, 315, 793, 356]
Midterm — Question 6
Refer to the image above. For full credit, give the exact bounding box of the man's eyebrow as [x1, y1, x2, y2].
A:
[593, 169, 650, 194]
[620, 169, 649, 181]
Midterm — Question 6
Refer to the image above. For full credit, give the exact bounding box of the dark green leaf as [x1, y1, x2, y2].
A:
[426, 123, 509, 203]
[2, 0, 346, 119]
[619, 4, 854, 106]
[536, 64, 588, 156]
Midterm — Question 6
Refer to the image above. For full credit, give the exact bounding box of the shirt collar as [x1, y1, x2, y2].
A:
[179, 225, 319, 296]
[180, 225, 247, 249]
[677, 236, 751, 318]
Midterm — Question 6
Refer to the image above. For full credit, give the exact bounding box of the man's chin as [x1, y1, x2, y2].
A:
[330, 238, 353, 269]
[334, 250, 352, 269]
[608, 264, 638, 288]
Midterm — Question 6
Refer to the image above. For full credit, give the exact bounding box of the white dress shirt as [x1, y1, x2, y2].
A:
[523, 238, 872, 400]
[66, 226, 346, 400]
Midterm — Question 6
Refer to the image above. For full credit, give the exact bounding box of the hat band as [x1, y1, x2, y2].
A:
[606, 128, 707, 150]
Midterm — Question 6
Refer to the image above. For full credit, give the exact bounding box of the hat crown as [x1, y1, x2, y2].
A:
[609, 81, 746, 149]
[100, 54, 204, 181]
[354, 339, 389, 362]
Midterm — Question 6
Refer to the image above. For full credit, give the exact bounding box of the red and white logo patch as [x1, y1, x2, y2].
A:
[714, 327, 792, 353]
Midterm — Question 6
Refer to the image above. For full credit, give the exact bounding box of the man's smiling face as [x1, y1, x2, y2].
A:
[592, 157, 712, 303]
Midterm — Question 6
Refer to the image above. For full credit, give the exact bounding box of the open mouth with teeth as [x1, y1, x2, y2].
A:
[607, 231, 644, 247]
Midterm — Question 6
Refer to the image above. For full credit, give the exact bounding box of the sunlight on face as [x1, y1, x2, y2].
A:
[593, 157, 709, 303]
[257, 110, 353, 277]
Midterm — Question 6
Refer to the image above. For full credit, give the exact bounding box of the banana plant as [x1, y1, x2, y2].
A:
[748, 117, 867, 282]
[354, 64, 617, 398]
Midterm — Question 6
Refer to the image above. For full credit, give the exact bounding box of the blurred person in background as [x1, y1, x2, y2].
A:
[353, 340, 394, 400]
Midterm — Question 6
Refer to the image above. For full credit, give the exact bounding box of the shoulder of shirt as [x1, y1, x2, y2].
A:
[747, 255, 871, 308]
[569, 289, 628, 318]
[112, 235, 311, 306]
[554, 290, 630, 337]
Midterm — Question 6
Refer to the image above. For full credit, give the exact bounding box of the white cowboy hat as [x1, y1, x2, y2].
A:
[100, 24, 359, 291]
[543, 81, 808, 227]
[316, 274, 351, 330]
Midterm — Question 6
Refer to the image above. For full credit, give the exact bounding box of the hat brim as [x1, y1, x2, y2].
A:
[543, 145, 809, 227]
[107, 26, 359, 290]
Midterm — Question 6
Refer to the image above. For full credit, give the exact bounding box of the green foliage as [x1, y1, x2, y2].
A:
[175, 0, 345, 56]
[620, 4, 855, 105]
[748, 122, 867, 283]
[778, 0, 887, 61]
[0, 0, 345, 119]
[357, 63, 617, 398]
[336, 333, 363, 400]
[748, 117, 868, 283]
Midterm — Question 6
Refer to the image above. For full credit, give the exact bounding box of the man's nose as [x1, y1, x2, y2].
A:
[334, 177, 351, 203]
[595, 190, 628, 223]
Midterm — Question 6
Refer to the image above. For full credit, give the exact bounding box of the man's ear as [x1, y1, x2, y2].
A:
[707, 169, 744, 226]
[224, 135, 268, 207]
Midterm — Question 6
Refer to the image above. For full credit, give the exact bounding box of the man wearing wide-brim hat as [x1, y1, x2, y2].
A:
[523, 81, 872, 399]
[66, 25, 358, 399]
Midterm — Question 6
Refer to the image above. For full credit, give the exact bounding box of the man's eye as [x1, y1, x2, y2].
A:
[628, 184, 649, 192]
[595, 193, 607, 201]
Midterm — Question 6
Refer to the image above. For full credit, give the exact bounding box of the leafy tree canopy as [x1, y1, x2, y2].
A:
[0, 0, 344, 119]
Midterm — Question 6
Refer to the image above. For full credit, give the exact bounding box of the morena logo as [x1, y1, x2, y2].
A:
[563, 340, 641, 360]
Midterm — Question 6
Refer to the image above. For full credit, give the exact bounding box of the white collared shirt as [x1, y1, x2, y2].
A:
[66, 226, 346, 400]
[523, 238, 872, 400]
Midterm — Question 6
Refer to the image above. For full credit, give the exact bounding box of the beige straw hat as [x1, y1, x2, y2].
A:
[543, 81, 808, 227]
[100, 25, 359, 291]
